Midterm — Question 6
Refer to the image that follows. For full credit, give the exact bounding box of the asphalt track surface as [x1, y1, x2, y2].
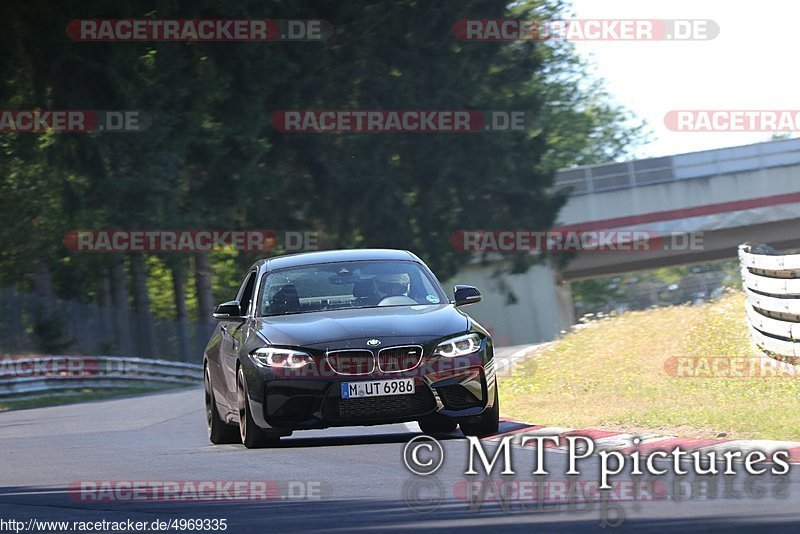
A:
[2, 372, 800, 532]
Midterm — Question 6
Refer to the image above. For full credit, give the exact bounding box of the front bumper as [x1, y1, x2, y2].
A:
[242, 341, 497, 430]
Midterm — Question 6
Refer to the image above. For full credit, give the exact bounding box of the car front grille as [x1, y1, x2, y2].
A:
[326, 350, 375, 375]
[377, 345, 423, 373]
[330, 387, 437, 420]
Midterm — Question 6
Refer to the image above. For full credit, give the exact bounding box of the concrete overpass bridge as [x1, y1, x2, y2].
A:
[557, 137, 800, 280]
[452, 138, 800, 345]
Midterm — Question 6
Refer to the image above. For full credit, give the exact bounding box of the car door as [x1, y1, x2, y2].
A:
[220, 270, 257, 398]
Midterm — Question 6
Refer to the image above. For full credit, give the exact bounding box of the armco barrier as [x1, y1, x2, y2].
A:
[0, 355, 202, 397]
[739, 243, 800, 360]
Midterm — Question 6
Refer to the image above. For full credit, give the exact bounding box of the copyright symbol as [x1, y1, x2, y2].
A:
[403, 435, 444, 476]
[403, 477, 444, 513]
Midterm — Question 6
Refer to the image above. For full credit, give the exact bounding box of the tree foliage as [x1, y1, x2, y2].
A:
[0, 0, 646, 339]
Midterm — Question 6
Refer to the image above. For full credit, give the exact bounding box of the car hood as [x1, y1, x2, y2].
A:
[253, 304, 469, 348]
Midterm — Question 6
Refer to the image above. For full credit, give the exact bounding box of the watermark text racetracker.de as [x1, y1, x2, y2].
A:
[63, 230, 318, 253]
[0, 356, 180, 379]
[271, 110, 528, 132]
[665, 110, 800, 132]
[0, 110, 149, 132]
[67, 19, 334, 41]
[665, 356, 800, 378]
[451, 229, 704, 253]
[67, 480, 324, 502]
[402, 476, 664, 527]
[404, 474, 789, 526]
[0, 355, 98, 379]
[452, 19, 719, 41]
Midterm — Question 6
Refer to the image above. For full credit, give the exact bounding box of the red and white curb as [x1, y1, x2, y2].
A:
[486, 419, 800, 463]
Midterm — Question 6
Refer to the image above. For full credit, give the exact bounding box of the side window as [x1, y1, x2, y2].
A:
[237, 272, 257, 317]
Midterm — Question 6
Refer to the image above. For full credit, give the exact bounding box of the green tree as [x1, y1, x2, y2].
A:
[0, 0, 647, 356]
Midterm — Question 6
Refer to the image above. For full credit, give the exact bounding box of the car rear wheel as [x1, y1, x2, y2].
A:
[460, 385, 499, 437]
[205, 366, 239, 444]
[418, 415, 458, 435]
[237, 367, 280, 448]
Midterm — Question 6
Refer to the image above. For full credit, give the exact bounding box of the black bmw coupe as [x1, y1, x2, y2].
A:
[203, 249, 498, 447]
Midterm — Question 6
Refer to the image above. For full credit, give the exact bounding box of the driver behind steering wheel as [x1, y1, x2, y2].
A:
[374, 273, 410, 301]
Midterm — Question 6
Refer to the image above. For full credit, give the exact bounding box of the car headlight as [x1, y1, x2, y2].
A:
[250, 347, 313, 369]
[433, 333, 482, 358]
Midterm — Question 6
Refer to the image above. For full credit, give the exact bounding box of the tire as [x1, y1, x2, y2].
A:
[460, 385, 499, 438]
[205, 366, 239, 444]
[418, 415, 458, 435]
[237, 367, 280, 448]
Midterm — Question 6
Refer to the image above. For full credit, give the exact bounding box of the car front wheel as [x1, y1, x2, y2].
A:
[205, 366, 239, 444]
[237, 367, 280, 448]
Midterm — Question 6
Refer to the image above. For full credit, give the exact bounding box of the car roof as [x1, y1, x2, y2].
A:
[253, 249, 420, 271]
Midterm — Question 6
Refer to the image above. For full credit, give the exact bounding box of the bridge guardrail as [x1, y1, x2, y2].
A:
[739, 243, 800, 360]
[556, 137, 800, 195]
[0, 355, 202, 398]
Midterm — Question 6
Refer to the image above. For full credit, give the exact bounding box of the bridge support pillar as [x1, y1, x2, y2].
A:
[449, 262, 575, 346]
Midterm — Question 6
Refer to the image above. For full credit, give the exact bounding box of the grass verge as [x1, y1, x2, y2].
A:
[500, 291, 800, 440]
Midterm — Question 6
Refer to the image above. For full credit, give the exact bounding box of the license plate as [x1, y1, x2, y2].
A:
[340, 378, 415, 399]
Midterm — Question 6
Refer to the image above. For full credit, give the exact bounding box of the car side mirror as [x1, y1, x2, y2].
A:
[453, 285, 482, 307]
[213, 300, 242, 320]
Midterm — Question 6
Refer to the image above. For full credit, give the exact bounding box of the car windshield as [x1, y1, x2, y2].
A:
[259, 260, 446, 317]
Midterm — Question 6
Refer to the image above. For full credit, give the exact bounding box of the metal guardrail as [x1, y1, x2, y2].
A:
[554, 156, 675, 195]
[739, 243, 800, 360]
[0, 355, 202, 398]
[556, 137, 800, 196]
